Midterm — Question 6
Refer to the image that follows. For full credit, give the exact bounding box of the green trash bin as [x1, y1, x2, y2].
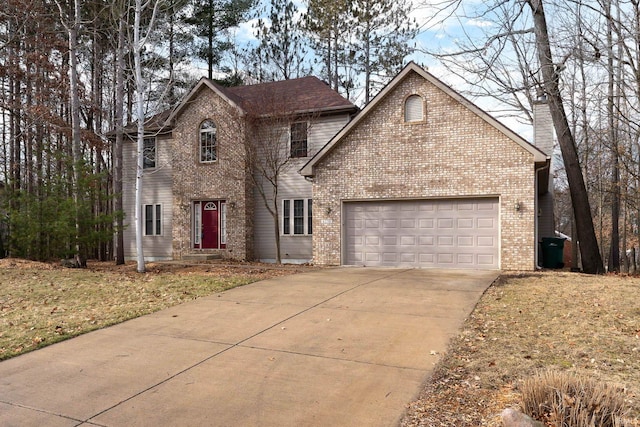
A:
[541, 237, 565, 268]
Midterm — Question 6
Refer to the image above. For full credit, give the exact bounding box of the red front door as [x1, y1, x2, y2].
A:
[201, 201, 219, 249]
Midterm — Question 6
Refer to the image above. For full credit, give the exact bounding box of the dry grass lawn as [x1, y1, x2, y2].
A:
[402, 271, 640, 426]
[0, 258, 310, 361]
[2, 261, 639, 425]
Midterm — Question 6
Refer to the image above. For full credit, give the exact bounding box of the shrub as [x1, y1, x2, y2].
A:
[520, 370, 630, 427]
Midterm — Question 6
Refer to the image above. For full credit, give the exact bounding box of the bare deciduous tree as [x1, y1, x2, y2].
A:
[418, 0, 605, 273]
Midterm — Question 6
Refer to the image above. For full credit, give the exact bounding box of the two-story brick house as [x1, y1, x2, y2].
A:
[122, 76, 358, 263]
[123, 62, 554, 270]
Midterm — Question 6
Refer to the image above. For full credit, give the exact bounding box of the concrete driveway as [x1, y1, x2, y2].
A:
[0, 267, 498, 427]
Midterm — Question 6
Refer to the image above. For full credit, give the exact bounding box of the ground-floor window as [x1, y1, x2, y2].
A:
[282, 199, 312, 235]
[193, 200, 226, 249]
[143, 204, 162, 236]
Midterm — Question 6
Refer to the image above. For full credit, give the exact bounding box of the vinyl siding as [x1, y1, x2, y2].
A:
[537, 192, 555, 240]
[253, 113, 351, 262]
[533, 100, 556, 244]
[122, 133, 173, 260]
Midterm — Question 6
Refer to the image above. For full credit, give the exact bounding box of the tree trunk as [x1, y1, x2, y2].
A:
[606, 0, 620, 272]
[134, 0, 146, 273]
[527, 0, 604, 274]
[207, 0, 214, 79]
[272, 181, 281, 264]
[114, 13, 126, 265]
[132, 0, 160, 273]
[69, 0, 86, 267]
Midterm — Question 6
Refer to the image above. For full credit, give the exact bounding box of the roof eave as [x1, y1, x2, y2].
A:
[167, 78, 245, 124]
[255, 104, 359, 120]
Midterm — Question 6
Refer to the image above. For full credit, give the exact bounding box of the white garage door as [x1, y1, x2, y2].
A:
[344, 199, 499, 269]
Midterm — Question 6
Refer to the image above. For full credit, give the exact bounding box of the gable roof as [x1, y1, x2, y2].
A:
[227, 76, 357, 116]
[300, 62, 549, 177]
[167, 78, 244, 124]
[167, 76, 357, 124]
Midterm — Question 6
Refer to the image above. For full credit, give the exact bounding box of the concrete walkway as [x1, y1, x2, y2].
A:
[0, 268, 498, 427]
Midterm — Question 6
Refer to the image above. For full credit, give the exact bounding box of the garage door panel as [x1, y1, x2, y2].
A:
[437, 202, 454, 211]
[457, 236, 474, 246]
[438, 235, 454, 246]
[419, 236, 435, 246]
[344, 199, 499, 269]
[365, 252, 381, 262]
[348, 252, 363, 262]
[382, 252, 398, 262]
[456, 254, 474, 265]
[419, 219, 434, 228]
[477, 218, 495, 228]
[478, 254, 496, 265]
[477, 201, 497, 211]
[383, 236, 397, 246]
[383, 219, 397, 228]
[401, 219, 416, 228]
[457, 218, 474, 228]
[437, 218, 454, 228]
[477, 236, 495, 247]
[400, 235, 416, 246]
[419, 253, 435, 263]
[437, 253, 454, 264]
[365, 236, 380, 245]
[457, 202, 474, 211]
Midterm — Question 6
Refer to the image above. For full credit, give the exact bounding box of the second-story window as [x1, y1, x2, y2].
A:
[290, 122, 308, 158]
[200, 120, 217, 162]
[404, 94, 424, 123]
[143, 137, 156, 169]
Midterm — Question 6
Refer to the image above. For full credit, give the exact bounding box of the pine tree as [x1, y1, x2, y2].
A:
[304, 0, 351, 91]
[251, 0, 309, 81]
[351, 0, 416, 102]
[187, 0, 254, 79]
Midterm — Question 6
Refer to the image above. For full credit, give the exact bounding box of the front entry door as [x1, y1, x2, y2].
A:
[201, 201, 219, 249]
[194, 200, 227, 249]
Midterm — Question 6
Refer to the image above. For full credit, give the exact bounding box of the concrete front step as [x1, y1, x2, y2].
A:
[181, 253, 223, 261]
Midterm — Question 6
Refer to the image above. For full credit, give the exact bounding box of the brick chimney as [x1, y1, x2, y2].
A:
[533, 96, 554, 160]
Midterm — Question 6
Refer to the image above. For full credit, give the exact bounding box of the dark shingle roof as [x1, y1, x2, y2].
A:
[116, 75, 357, 137]
[221, 76, 357, 116]
[108, 109, 172, 136]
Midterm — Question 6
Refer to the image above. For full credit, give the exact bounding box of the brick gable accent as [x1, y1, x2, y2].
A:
[170, 87, 254, 260]
[311, 71, 537, 270]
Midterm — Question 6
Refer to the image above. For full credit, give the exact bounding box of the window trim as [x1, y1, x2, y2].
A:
[193, 202, 201, 245]
[143, 137, 156, 169]
[282, 198, 312, 236]
[199, 119, 217, 163]
[290, 121, 308, 158]
[220, 202, 227, 245]
[404, 94, 425, 123]
[143, 203, 162, 236]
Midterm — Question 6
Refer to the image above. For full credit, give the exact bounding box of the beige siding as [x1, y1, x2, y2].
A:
[308, 114, 351, 156]
[253, 172, 313, 262]
[538, 192, 555, 240]
[533, 101, 556, 246]
[122, 134, 174, 261]
[253, 114, 351, 262]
